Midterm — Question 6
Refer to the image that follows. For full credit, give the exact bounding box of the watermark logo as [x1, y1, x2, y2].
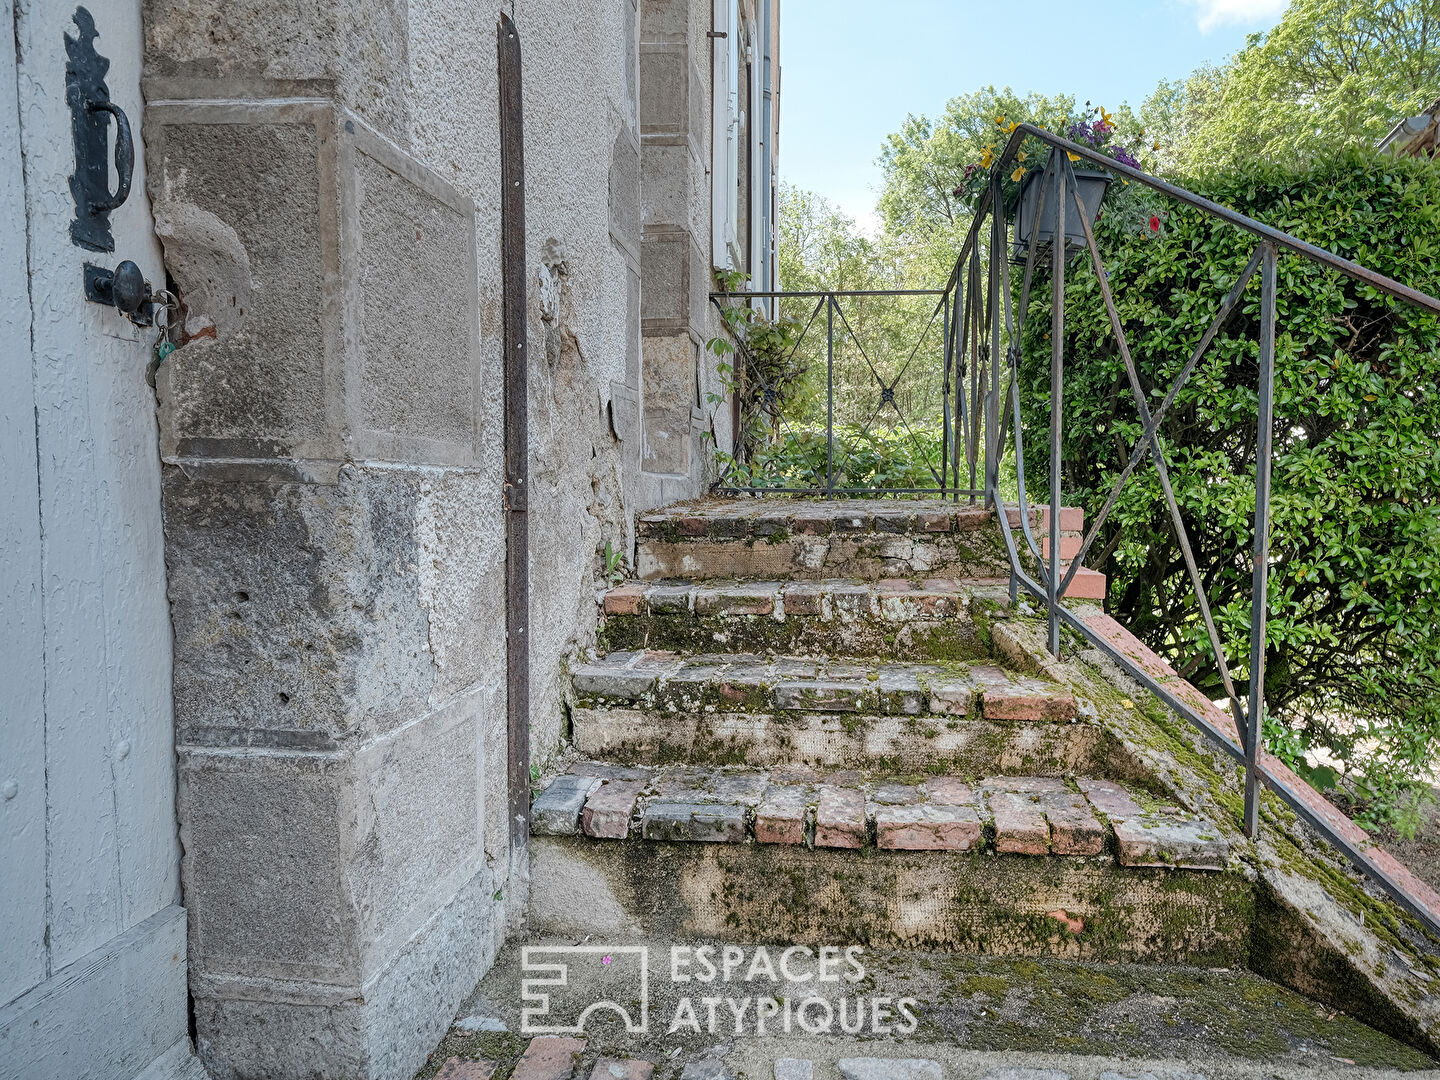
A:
[518, 945, 917, 1037]
[520, 946, 649, 1034]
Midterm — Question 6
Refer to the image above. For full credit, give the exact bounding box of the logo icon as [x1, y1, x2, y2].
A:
[520, 946, 649, 1034]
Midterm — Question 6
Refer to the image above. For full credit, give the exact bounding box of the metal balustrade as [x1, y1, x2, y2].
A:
[710, 122, 1440, 937]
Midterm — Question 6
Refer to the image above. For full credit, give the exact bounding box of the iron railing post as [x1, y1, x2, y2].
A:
[1048, 162, 1066, 658]
[1245, 241, 1279, 837]
[986, 181, 1002, 507]
[825, 293, 835, 498]
[941, 282, 951, 497]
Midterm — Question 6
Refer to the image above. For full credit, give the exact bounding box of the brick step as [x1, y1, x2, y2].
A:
[598, 578, 1011, 661]
[568, 651, 1135, 775]
[529, 763, 1244, 961]
[636, 498, 1018, 582]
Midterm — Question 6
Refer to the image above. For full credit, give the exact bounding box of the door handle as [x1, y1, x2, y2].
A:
[85, 99, 134, 213]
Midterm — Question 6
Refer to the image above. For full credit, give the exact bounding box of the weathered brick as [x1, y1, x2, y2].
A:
[1077, 778, 1144, 823]
[780, 583, 827, 616]
[791, 509, 834, 535]
[815, 786, 866, 848]
[829, 585, 874, 618]
[1038, 506, 1085, 532]
[924, 777, 974, 806]
[641, 801, 746, 842]
[1060, 567, 1107, 600]
[1115, 815, 1228, 870]
[602, 584, 645, 615]
[693, 584, 777, 616]
[869, 782, 922, 805]
[1040, 791, 1106, 855]
[653, 768, 768, 805]
[875, 803, 982, 850]
[678, 516, 708, 537]
[756, 785, 808, 844]
[582, 780, 646, 839]
[876, 668, 928, 715]
[872, 509, 917, 533]
[774, 680, 870, 712]
[987, 790, 1051, 854]
[512, 1038, 587, 1080]
[572, 654, 673, 699]
[927, 677, 974, 716]
[979, 675, 1077, 722]
[918, 510, 953, 532]
[532, 775, 602, 836]
[1040, 534, 1083, 560]
[645, 584, 693, 613]
[957, 507, 993, 531]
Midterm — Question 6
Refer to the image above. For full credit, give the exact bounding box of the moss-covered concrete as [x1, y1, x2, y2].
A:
[531, 836, 1251, 966]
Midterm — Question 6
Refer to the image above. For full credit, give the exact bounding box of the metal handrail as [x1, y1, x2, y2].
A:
[707, 288, 973, 497]
[948, 125, 1440, 939]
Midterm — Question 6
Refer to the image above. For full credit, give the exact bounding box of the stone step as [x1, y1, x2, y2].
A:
[567, 651, 1126, 773]
[529, 763, 1243, 961]
[636, 498, 1018, 581]
[533, 762, 1225, 864]
[598, 578, 1011, 662]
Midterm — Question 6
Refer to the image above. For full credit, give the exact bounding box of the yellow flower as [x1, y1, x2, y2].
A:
[1067, 151, 1080, 162]
[1017, 150, 1028, 161]
[1153, 140, 1161, 151]
[1120, 698, 1135, 710]
[1100, 106, 1115, 125]
[1011, 165, 1026, 181]
[995, 114, 1008, 128]
[980, 145, 995, 168]
[1005, 120, 1020, 134]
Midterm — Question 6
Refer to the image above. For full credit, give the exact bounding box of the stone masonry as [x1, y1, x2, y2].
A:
[138, 1, 768, 1076]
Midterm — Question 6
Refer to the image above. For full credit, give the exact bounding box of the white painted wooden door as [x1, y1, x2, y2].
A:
[1, 2, 194, 1078]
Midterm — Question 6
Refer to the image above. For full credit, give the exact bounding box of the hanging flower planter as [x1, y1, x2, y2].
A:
[1010, 163, 1112, 264]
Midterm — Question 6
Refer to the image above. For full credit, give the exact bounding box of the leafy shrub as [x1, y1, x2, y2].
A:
[1017, 149, 1440, 830]
[727, 424, 945, 492]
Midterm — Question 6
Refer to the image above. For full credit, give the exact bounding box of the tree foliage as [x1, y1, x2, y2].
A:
[1016, 150, 1440, 826]
[1144, 0, 1440, 172]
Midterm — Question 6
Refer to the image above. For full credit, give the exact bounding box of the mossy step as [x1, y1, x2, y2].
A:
[597, 578, 1008, 661]
[571, 651, 1076, 720]
[567, 652, 1138, 774]
[532, 761, 1229, 869]
[634, 498, 1021, 582]
[529, 765, 1245, 963]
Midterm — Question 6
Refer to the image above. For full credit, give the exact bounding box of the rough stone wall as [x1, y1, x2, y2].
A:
[140, 0, 734, 1076]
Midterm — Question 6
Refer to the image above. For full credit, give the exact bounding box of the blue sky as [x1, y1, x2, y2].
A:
[779, 0, 1288, 231]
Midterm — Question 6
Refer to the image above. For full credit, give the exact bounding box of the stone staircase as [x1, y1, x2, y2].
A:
[528, 497, 1250, 965]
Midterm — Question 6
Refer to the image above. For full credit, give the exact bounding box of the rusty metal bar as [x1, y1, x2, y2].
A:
[498, 11, 530, 855]
[1245, 241, 1280, 838]
[825, 294, 835, 497]
[1047, 161, 1066, 657]
[1058, 246, 1264, 597]
[712, 288, 945, 298]
[1062, 158, 1248, 733]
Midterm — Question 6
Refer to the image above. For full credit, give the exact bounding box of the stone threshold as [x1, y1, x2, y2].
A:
[530, 763, 1227, 868]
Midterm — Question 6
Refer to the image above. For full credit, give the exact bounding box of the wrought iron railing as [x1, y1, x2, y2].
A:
[713, 123, 1440, 937]
[707, 288, 985, 499]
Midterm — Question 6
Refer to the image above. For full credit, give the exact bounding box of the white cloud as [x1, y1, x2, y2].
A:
[1185, 0, 1288, 33]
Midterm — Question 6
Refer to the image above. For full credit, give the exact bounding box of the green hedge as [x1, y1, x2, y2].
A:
[1018, 149, 1440, 829]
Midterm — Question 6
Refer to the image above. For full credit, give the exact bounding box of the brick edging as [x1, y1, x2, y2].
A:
[1081, 611, 1440, 927]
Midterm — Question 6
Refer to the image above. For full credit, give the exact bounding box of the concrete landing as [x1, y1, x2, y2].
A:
[414, 935, 1440, 1079]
